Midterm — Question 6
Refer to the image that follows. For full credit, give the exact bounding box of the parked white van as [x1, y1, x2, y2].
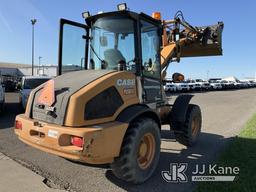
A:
[19, 76, 51, 109]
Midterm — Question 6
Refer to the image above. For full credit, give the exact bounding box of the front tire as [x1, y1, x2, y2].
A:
[111, 118, 160, 184]
[174, 104, 202, 146]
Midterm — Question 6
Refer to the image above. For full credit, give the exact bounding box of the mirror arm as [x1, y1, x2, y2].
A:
[82, 35, 91, 40]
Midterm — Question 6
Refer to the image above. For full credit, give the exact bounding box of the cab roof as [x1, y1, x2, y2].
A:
[85, 10, 161, 27]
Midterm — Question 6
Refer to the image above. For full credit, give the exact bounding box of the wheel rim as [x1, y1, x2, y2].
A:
[191, 116, 200, 137]
[137, 133, 156, 170]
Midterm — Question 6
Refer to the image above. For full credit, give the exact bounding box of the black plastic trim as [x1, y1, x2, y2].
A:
[170, 94, 194, 123]
[116, 104, 161, 128]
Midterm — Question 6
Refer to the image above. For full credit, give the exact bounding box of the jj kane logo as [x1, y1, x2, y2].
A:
[162, 163, 188, 183]
[162, 163, 239, 182]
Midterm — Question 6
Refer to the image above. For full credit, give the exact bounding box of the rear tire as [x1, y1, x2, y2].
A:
[174, 104, 202, 146]
[111, 118, 160, 184]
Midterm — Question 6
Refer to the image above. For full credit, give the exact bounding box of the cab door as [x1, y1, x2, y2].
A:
[58, 19, 89, 75]
[140, 19, 162, 103]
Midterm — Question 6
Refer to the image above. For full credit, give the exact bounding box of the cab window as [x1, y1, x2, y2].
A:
[141, 21, 161, 79]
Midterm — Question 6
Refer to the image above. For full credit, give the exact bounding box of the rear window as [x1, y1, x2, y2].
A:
[23, 79, 50, 89]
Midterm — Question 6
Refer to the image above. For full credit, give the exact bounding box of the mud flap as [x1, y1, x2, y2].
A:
[116, 104, 161, 128]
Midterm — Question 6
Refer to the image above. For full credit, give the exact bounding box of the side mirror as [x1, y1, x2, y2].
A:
[100, 36, 108, 47]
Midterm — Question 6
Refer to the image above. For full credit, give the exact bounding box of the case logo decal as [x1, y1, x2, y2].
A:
[116, 79, 135, 87]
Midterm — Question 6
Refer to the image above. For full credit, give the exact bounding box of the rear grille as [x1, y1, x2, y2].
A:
[31, 88, 68, 125]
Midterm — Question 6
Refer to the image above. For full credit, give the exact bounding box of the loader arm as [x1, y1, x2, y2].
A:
[158, 11, 224, 79]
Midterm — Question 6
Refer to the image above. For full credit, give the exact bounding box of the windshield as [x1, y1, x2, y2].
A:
[90, 16, 135, 71]
[23, 78, 50, 89]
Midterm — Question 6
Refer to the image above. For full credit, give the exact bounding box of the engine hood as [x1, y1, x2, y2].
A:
[28, 70, 115, 125]
[51, 70, 115, 93]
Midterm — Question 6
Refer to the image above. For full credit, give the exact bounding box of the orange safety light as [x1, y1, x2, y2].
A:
[152, 12, 161, 20]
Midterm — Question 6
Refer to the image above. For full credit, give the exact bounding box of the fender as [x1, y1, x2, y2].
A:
[170, 94, 194, 124]
[116, 104, 161, 128]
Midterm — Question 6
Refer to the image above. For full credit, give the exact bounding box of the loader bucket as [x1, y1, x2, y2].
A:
[180, 22, 224, 57]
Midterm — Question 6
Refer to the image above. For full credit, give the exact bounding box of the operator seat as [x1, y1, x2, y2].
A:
[104, 49, 126, 70]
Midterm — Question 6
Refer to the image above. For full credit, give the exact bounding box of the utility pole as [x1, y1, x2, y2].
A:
[31, 19, 37, 76]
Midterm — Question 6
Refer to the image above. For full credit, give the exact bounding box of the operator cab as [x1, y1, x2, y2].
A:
[58, 10, 162, 78]
[59, 10, 163, 103]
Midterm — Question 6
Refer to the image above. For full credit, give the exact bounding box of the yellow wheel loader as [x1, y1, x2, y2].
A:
[15, 4, 223, 184]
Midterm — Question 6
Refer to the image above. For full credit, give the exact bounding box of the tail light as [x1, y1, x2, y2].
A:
[71, 136, 84, 148]
[15, 120, 22, 130]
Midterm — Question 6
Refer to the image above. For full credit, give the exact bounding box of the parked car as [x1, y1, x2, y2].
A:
[240, 81, 249, 89]
[249, 81, 256, 87]
[227, 81, 236, 89]
[0, 84, 5, 112]
[164, 83, 177, 92]
[195, 79, 211, 90]
[231, 81, 243, 89]
[245, 81, 256, 88]
[209, 80, 222, 90]
[174, 81, 190, 92]
[216, 80, 227, 89]
[186, 80, 201, 91]
[19, 76, 51, 109]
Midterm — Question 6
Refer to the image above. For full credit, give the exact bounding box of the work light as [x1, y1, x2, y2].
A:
[82, 11, 90, 19]
[117, 3, 128, 11]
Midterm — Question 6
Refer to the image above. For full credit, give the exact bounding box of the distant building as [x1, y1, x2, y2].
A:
[244, 77, 256, 81]
[0, 62, 57, 82]
[222, 76, 239, 82]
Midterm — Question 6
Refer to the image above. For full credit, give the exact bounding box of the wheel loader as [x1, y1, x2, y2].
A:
[15, 4, 224, 184]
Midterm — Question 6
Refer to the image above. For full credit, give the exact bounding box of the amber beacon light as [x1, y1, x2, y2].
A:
[152, 12, 162, 20]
